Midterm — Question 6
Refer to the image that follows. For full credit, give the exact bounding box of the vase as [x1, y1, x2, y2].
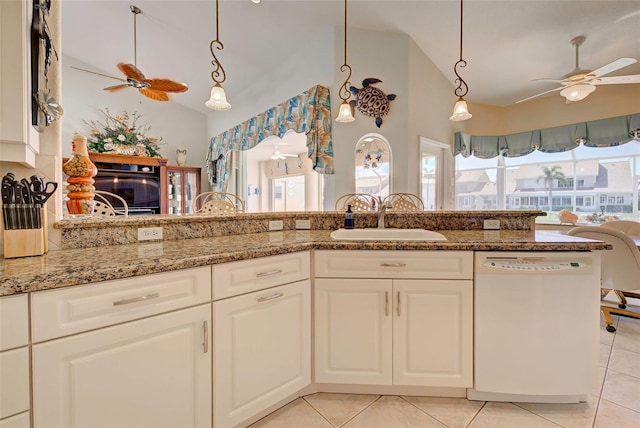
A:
[63, 134, 98, 217]
[176, 149, 187, 166]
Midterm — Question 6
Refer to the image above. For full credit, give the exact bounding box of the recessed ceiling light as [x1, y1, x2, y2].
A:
[251, 0, 261, 4]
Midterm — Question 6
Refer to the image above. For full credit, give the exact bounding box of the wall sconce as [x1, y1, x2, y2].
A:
[205, 0, 231, 110]
[335, 0, 355, 123]
[449, 0, 472, 122]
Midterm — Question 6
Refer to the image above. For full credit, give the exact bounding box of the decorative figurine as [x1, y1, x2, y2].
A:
[350, 78, 397, 128]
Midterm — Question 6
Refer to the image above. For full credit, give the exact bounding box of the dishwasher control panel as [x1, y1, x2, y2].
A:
[483, 260, 585, 271]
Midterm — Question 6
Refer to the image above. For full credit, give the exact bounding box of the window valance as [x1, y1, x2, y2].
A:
[454, 113, 640, 159]
[206, 84, 334, 191]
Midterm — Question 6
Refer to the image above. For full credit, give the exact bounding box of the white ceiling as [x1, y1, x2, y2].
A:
[61, 0, 640, 115]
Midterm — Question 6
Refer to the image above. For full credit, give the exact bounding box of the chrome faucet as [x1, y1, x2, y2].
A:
[377, 199, 393, 229]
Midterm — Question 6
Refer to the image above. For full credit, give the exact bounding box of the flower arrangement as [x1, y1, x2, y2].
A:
[84, 109, 164, 157]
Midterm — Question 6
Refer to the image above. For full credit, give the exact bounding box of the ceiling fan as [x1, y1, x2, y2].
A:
[516, 36, 640, 104]
[271, 144, 298, 160]
[71, 5, 188, 102]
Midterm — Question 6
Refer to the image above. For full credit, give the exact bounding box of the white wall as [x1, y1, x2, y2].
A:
[61, 55, 209, 190]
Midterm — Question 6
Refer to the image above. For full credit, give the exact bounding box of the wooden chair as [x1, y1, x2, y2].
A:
[93, 190, 129, 217]
[567, 226, 640, 332]
[383, 193, 424, 211]
[334, 193, 377, 211]
[193, 192, 245, 215]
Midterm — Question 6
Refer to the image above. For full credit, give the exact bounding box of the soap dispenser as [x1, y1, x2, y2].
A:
[344, 205, 354, 229]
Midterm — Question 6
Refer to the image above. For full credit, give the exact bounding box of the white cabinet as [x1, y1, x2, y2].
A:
[0, 294, 30, 423]
[314, 251, 473, 388]
[30, 267, 212, 428]
[213, 254, 311, 428]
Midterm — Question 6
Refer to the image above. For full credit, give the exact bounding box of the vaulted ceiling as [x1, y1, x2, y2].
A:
[62, 1, 640, 114]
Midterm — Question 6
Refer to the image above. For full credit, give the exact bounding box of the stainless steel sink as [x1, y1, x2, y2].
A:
[330, 228, 447, 241]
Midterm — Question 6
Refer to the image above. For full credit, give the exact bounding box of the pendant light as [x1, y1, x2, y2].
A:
[335, 0, 355, 123]
[205, 0, 231, 110]
[449, 0, 472, 122]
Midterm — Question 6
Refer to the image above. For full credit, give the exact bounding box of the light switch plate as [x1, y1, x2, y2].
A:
[483, 220, 500, 230]
[269, 220, 283, 231]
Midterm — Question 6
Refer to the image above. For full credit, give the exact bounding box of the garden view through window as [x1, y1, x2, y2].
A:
[455, 141, 640, 223]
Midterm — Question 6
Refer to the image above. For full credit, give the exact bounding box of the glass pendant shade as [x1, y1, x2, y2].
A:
[206, 83, 231, 110]
[560, 84, 596, 102]
[335, 100, 355, 123]
[449, 97, 472, 121]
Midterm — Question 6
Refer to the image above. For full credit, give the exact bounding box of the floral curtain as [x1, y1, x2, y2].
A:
[206, 84, 334, 191]
[454, 113, 640, 159]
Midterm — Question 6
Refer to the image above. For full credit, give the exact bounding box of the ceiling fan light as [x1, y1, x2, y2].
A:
[560, 84, 596, 102]
[206, 83, 231, 110]
[336, 101, 355, 123]
[450, 97, 472, 121]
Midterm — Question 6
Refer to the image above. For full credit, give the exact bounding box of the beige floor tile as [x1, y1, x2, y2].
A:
[515, 394, 598, 428]
[303, 393, 379, 427]
[402, 396, 484, 428]
[468, 402, 559, 427]
[600, 342, 613, 368]
[594, 398, 640, 428]
[613, 329, 640, 354]
[592, 366, 607, 397]
[249, 398, 333, 428]
[609, 347, 640, 378]
[342, 396, 445, 428]
[601, 369, 640, 413]
[616, 316, 640, 336]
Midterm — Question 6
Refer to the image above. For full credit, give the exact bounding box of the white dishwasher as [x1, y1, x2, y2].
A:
[468, 251, 601, 403]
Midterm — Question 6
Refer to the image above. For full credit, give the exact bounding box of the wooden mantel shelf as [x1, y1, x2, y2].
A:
[87, 152, 168, 167]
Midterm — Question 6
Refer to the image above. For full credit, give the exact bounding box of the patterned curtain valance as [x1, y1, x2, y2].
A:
[454, 113, 640, 159]
[206, 84, 334, 191]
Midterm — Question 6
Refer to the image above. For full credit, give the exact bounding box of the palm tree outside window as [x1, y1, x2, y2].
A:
[537, 166, 569, 212]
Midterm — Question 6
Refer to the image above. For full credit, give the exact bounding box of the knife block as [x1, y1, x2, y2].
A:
[2, 208, 48, 258]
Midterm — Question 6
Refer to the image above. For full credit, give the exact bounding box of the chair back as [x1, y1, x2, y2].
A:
[383, 193, 424, 211]
[193, 192, 245, 215]
[567, 226, 640, 291]
[600, 220, 640, 236]
[93, 190, 129, 217]
[335, 193, 376, 211]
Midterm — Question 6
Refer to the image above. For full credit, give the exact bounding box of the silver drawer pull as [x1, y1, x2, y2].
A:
[380, 263, 406, 267]
[256, 269, 283, 277]
[113, 293, 160, 307]
[257, 292, 284, 303]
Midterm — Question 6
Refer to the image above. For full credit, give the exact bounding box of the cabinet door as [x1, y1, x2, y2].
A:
[33, 304, 211, 428]
[183, 170, 200, 215]
[393, 280, 473, 387]
[315, 278, 392, 385]
[214, 280, 311, 428]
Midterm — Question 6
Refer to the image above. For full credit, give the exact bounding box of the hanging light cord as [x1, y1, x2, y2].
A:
[338, 0, 352, 102]
[210, 0, 227, 84]
[453, 0, 469, 98]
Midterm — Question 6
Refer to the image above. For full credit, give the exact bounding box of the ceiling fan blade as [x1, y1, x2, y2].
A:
[515, 86, 564, 104]
[103, 84, 130, 92]
[139, 88, 170, 101]
[117, 63, 146, 81]
[532, 78, 564, 83]
[146, 79, 188, 93]
[595, 75, 640, 85]
[591, 58, 637, 77]
[70, 66, 127, 83]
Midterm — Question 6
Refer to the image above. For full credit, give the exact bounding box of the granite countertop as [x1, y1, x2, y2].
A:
[0, 229, 609, 296]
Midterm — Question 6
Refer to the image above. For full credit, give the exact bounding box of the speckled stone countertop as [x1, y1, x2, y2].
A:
[0, 229, 608, 296]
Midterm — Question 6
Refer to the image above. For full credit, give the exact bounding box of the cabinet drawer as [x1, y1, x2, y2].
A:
[32, 266, 211, 342]
[213, 251, 310, 300]
[315, 250, 473, 279]
[0, 347, 29, 420]
[0, 294, 28, 351]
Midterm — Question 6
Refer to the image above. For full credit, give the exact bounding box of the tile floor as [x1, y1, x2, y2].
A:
[251, 315, 640, 428]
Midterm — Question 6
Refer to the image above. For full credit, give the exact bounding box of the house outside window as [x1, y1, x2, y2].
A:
[455, 141, 640, 222]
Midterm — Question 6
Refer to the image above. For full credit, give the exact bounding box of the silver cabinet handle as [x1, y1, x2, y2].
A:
[380, 263, 406, 267]
[397, 291, 401, 316]
[257, 292, 284, 303]
[203, 320, 209, 353]
[385, 291, 389, 317]
[113, 293, 160, 306]
[256, 269, 283, 277]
